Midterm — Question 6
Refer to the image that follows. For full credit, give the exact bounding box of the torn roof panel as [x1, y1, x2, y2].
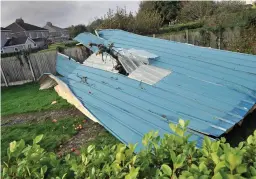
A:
[82, 52, 119, 73]
[74, 32, 104, 52]
[128, 65, 171, 85]
[64, 30, 256, 148]
[55, 54, 209, 150]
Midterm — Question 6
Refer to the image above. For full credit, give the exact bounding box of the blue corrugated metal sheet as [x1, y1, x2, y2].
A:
[56, 53, 209, 151]
[55, 30, 255, 150]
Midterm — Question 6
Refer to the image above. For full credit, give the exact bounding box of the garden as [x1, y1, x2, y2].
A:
[1, 83, 256, 178]
[1, 83, 119, 172]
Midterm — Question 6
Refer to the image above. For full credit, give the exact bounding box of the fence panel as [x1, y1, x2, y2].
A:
[30, 51, 57, 79]
[1, 56, 34, 84]
[1, 47, 86, 86]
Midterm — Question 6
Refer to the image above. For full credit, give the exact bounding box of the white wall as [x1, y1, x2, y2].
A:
[1, 39, 37, 53]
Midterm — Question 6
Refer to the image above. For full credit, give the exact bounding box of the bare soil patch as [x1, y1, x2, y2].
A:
[1, 108, 84, 126]
[56, 119, 106, 156]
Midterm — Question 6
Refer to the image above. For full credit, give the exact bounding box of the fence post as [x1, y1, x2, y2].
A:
[1, 66, 8, 87]
[28, 58, 36, 81]
[218, 29, 221, 50]
[186, 29, 189, 43]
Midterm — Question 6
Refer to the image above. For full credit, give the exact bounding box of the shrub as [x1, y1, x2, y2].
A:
[2, 120, 256, 178]
[1, 48, 40, 58]
[204, 9, 256, 29]
[97, 7, 163, 35]
[2, 135, 69, 178]
[56, 46, 65, 53]
[99, 7, 134, 32]
[64, 41, 78, 48]
[159, 21, 204, 33]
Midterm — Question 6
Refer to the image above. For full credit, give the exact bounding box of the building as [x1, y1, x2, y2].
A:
[1, 27, 12, 49]
[43, 22, 70, 42]
[6, 18, 49, 49]
[1, 36, 38, 54]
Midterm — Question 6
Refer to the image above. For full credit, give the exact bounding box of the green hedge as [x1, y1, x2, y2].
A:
[2, 120, 256, 178]
[1, 48, 41, 58]
[159, 21, 204, 34]
[64, 41, 78, 48]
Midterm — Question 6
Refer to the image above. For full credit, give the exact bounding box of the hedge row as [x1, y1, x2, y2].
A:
[2, 120, 256, 178]
[159, 21, 204, 34]
[0, 48, 42, 58]
[64, 41, 78, 48]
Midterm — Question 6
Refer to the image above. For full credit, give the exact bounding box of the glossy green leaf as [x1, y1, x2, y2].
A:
[161, 164, 172, 176]
[169, 123, 176, 132]
[33, 134, 44, 144]
[179, 119, 185, 128]
[236, 164, 247, 174]
[212, 172, 223, 179]
[247, 135, 253, 144]
[214, 161, 226, 173]
[9, 141, 17, 153]
[211, 152, 220, 164]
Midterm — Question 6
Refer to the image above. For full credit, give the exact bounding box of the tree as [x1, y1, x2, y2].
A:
[87, 18, 104, 33]
[68, 24, 87, 38]
[253, 1, 256, 9]
[99, 7, 134, 31]
[177, 1, 215, 22]
[139, 1, 182, 24]
[94, 6, 162, 35]
[213, 1, 246, 14]
[132, 10, 163, 35]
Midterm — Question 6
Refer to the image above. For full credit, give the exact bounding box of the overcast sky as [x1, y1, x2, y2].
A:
[1, 1, 140, 28]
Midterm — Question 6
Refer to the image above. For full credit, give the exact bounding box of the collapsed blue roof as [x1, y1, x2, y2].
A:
[56, 29, 255, 150]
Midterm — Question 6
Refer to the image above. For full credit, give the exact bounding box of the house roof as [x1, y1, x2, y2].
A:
[1, 27, 11, 31]
[4, 37, 30, 47]
[54, 30, 256, 150]
[44, 22, 68, 32]
[6, 18, 48, 32]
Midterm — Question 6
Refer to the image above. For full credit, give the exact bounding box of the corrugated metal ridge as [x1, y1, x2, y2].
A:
[108, 36, 256, 70]
[57, 50, 255, 121]
[65, 79, 208, 147]
[72, 31, 255, 144]
[70, 66, 246, 120]
[98, 29, 256, 62]
[96, 31, 255, 98]
[61, 75, 207, 148]
[73, 31, 255, 102]
[106, 38, 256, 84]
[69, 67, 241, 126]
[67, 76, 228, 135]
[111, 39, 256, 81]
[69, 80, 212, 144]
[56, 58, 250, 136]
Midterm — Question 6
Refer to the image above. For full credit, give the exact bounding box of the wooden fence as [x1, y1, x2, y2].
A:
[1, 47, 87, 86]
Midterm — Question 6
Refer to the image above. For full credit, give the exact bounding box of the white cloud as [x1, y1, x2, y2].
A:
[1, 1, 140, 28]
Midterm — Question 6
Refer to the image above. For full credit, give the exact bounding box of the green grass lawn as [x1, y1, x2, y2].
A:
[1, 83, 71, 116]
[1, 82, 119, 161]
[1, 117, 84, 160]
[39, 43, 66, 53]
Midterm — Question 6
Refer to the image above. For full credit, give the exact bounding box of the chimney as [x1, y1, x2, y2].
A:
[16, 18, 24, 24]
[46, 22, 52, 26]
